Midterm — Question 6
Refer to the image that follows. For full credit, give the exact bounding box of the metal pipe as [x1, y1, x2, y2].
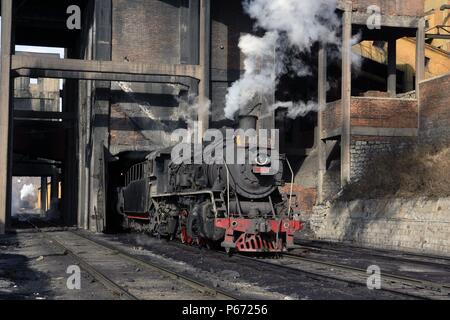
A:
[285, 157, 294, 218]
[224, 163, 230, 217]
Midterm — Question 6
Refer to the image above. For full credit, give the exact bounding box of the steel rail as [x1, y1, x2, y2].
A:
[283, 253, 450, 297]
[27, 221, 138, 300]
[228, 253, 434, 300]
[71, 230, 239, 300]
[293, 242, 450, 270]
[295, 240, 450, 264]
[163, 240, 430, 300]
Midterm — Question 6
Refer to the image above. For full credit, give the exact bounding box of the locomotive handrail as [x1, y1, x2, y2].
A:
[285, 157, 294, 219]
[152, 190, 220, 217]
[224, 162, 231, 217]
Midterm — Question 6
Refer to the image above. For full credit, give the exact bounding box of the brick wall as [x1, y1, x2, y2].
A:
[210, 0, 254, 126]
[211, 0, 253, 71]
[351, 97, 418, 128]
[309, 198, 450, 257]
[419, 73, 450, 145]
[112, 0, 181, 64]
[280, 184, 317, 215]
[322, 97, 418, 135]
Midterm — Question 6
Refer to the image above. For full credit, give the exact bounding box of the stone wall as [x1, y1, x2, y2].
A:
[309, 198, 450, 257]
[350, 136, 415, 180]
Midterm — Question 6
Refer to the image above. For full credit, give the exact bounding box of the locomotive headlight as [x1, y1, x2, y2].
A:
[255, 153, 271, 166]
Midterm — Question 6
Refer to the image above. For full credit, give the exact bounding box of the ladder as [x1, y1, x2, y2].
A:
[213, 192, 228, 218]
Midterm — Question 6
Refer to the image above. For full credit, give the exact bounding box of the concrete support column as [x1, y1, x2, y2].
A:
[198, 0, 211, 138]
[40, 177, 48, 213]
[0, 0, 13, 234]
[317, 45, 327, 204]
[415, 18, 426, 90]
[50, 175, 59, 211]
[415, 18, 426, 131]
[89, 0, 112, 232]
[387, 38, 397, 97]
[340, 2, 352, 187]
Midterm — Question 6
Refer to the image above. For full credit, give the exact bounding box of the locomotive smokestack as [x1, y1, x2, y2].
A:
[238, 115, 258, 130]
[237, 96, 260, 130]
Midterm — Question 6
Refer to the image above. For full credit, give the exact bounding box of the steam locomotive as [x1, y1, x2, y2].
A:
[116, 115, 302, 253]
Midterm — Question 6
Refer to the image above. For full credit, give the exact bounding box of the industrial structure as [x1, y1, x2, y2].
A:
[0, 0, 449, 235]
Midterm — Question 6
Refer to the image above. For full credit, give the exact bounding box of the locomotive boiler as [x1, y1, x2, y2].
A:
[117, 115, 302, 253]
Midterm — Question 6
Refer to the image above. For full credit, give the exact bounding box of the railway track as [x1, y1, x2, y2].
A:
[71, 230, 239, 300]
[226, 253, 434, 300]
[156, 239, 449, 300]
[283, 252, 450, 291]
[140, 239, 438, 300]
[27, 222, 239, 300]
[294, 241, 450, 269]
[22, 221, 450, 300]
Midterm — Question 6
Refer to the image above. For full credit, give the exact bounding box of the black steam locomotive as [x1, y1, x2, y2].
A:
[116, 116, 302, 253]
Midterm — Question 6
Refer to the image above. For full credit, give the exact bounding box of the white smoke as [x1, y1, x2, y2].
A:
[244, 0, 339, 50]
[20, 184, 36, 201]
[274, 101, 321, 119]
[177, 94, 211, 127]
[225, 32, 278, 119]
[225, 0, 341, 119]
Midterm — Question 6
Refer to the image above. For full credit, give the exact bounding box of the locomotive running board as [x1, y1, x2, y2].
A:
[151, 190, 225, 218]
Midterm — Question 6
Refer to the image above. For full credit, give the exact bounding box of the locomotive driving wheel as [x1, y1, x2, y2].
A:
[186, 210, 203, 246]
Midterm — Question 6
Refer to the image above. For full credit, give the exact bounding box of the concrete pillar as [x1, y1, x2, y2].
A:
[416, 18, 426, 131]
[387, 38, 397, 97]
[198, 0, 211, 139]
[0, 0, 13, 234]
[89, 0, 112, 232]
[50, 175, 59, 211]
[317, 45, 327, 204]
[415, 17, 426, 133]
[40, 177, 48, 212]
[341, 2, 352, 187]
[415, 18, 426, 90]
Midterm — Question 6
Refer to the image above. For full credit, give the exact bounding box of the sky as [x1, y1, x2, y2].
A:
[15, 45, 65, 58]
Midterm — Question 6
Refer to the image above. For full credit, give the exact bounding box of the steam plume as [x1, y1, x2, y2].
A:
[20, 184, 36, 201]
[225, 0, 341, 119]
